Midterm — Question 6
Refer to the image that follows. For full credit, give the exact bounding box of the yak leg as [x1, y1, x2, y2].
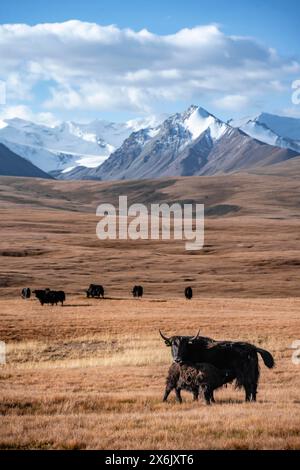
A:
[244, 384, 252, 402]
[243, 354, 259, 402]
[175, 387, 183, 404]
[248, 382, 257, 402]
[163, 386, 173, 402]
[204, 392, 212, 405]
[193, 388, 199, 401]
[251, 362, 259, 402]
[202, 386, 212, 405]
[251, 385, 257, 402]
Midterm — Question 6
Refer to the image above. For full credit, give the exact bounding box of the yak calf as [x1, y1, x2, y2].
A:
[163, 362, 234, 405]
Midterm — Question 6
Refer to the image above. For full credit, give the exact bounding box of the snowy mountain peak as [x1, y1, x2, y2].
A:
[3, 117, 31, 128]
[255, 112, 300, 141]
[182, 106, 228, 141]
[156, 105, 226, 144]
[230, 112, 300, 152]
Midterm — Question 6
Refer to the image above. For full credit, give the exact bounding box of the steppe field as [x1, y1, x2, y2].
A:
[0, 171, 300, 449]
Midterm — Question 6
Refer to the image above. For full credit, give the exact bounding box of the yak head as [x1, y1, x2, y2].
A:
[159, 330, 200, 363]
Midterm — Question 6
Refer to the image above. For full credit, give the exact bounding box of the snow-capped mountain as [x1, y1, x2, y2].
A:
[0, 115, 164, 174]
[83, 106, 227, 179]
[229, 113, 300, 153]
[1, 106, 299, 181]
[0, 143, 52, 179]
[81, 105, 298, 181]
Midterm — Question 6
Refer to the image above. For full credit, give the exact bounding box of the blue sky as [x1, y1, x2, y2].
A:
[0, 0, 299, 124]
[1, 0, 299, 55]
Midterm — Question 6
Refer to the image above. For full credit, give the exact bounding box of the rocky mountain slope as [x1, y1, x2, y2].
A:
[0, 143, 53, 179]
[79, 106, 298, 180]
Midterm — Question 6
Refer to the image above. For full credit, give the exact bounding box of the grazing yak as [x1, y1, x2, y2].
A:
[21, 287, 31, 299]
[132, 285, 143, 298]
[185, 287, 193, 300]
[159, 330, 275, 402]
[86, 284, 104, 298]
[33, 289, 65, 306]
[164, 362, 235, 404]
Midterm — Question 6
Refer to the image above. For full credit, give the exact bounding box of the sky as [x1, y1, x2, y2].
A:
[0, 0, 299, 125]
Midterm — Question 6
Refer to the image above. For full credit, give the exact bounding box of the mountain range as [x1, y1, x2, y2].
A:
[0, 106, 299, 181]
[0, 115, 163, 174]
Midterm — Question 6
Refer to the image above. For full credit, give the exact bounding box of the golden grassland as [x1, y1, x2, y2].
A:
[1, 174, 300, 449]
[0, 296, 300, 449]
[1, 173, 300, 300]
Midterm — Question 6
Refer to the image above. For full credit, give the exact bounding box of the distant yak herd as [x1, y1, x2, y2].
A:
[21, 284, 194, 305]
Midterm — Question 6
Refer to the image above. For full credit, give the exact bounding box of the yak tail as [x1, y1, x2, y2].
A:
[256, 347, 275, 369]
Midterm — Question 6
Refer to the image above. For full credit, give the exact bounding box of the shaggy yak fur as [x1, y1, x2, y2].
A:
[33, 289, 65, 306]
[163, 362, 235, 405]
[159, 331, 275, 402]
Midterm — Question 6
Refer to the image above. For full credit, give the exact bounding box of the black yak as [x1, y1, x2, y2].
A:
[21, 287, 31, 299]
[86, 284, 104, 298]
[164, 362, 235, 404]
[132, 285, 143, 298]
[185, 287, 193, 300]
[33, 289, 65, 306]
[159, 330, 274, 402]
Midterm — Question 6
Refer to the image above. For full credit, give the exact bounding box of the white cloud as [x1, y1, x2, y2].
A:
[0, 20, 298, 113]
[281, 107, 300, 118]
[213, 94, 250, 111]
[0, 105, 59, 127]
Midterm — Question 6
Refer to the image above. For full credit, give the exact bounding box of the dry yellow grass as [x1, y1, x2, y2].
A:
[0, 296, 300, 449]
[1, 175, 300, 449]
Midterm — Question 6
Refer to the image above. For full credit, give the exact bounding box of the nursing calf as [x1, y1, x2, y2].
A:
[164, 362, 234, 405]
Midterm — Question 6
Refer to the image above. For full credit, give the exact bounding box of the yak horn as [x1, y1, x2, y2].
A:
[190, 329, 200, 341]
[159, 330, 171, 343]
